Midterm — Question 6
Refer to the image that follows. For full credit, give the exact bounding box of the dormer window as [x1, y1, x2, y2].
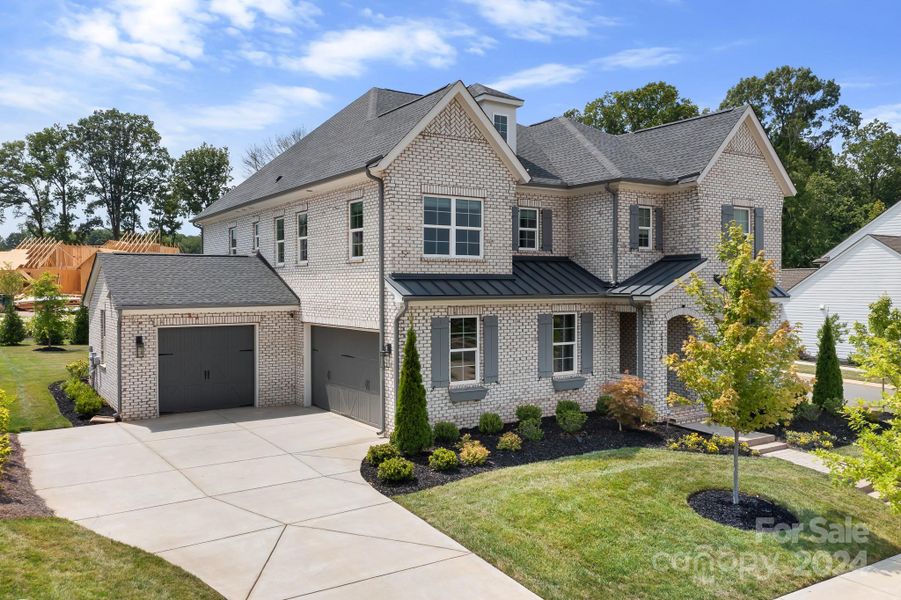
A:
[493, 114, 508, 141]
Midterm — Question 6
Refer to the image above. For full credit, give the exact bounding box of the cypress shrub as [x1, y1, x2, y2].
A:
[393, 326, 432, 454]
[0, 303, 26, 346]
[812, 316, 844, 414]
[70, 305, 89, 345]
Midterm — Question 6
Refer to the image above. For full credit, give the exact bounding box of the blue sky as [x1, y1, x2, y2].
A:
[1, 0, 900, 236]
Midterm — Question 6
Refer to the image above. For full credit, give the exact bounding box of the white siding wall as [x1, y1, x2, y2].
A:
[784, 237, 901, 358]
[822, 202, 901, 261]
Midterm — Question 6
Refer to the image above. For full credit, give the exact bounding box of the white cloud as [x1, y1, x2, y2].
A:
[284, 21, 457, 78]
[180, 85, 328, 130]
[596, 47, 682, 69]
[0, 77, 76, 113]
[209, 0, 319, 29]
[466, 35, 497, 56]
[462, 0, 612, 42]
[488, 63, 585, 92]
[862, 103, 901, 131]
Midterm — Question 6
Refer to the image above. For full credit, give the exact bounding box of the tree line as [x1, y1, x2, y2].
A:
[566, 66, 901, 268]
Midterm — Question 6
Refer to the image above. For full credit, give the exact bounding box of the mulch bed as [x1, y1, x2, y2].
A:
[762, 410, 891, 448]
[362, 413, 669, 496]
[0, 435, 53, 520]
[33, 346, 67, 352]
[688, 489, 799, 531]
[48, 381, 116, 427]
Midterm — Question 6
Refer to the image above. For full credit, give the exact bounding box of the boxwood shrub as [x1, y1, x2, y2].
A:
[377, 457, 414, 482]
[515, 404, 542, 422]
[365, 442, 400, 466]
[432, 421, 460, 445]
[478, 412, 503, 435]
[428, 447, 459, 471]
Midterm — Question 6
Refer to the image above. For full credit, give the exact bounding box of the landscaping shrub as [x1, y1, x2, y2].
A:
[30, 273, 68, 348]
[70, 304, 89, 345]
[0, 302, 26, 346]
[596, 394, 612, 416]
[62, 379, 103, 417]
[601, 376, 657, 430]
[457, 434, 490, 466]
[0, 390, 11, 477]
[516, 418, 544, 441]
[812, 315, 844, 414]
[557, 409, 588, 434]
[66, 359, 89, 381]
[793, 401, 823, 422]
[785, 430, 836, 450]
[515, 404, 542, 422]
[365, 442, 400, 466]
[667, 433, 754, 456]
[428, 447, 458, 471]
[478, 412, 503, 435]
[496, 431, 522, 452]
[377, 457, 414, 482]
[432, 421, 460, 446]
[555, 400, 581, 418]
[393, 327, 432, 454]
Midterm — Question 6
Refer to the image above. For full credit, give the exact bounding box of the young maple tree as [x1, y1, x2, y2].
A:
[666, 225, 808, 504]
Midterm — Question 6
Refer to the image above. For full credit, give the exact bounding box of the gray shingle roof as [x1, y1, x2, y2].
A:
[93, 253, 299, 309]
[872, 234, 901, 255]
[781, 268, 819, 290]
[608, 255, 706, 298]
[388, 256, 610, 299]
[467, 83, 523, 103]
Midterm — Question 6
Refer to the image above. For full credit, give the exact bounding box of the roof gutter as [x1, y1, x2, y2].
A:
[365, 155, 388, 435]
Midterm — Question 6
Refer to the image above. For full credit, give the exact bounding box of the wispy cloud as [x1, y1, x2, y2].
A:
[283, 21, 458, 78]
[461, 0, 615, 43]
[0, 77, 78, 113]
[488, 63, 585, 91]
[180, 85, 328, 130]
[862, 103, 901, 130]
[209, 0, 320, 29]
[596, 47, 682, 69]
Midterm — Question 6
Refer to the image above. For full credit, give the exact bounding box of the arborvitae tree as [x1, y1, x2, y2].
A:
[393, 326, 432, 454]
[0, 303, 26, 346]
[70, 304, 89, 345]
[812, 315, 844, 414]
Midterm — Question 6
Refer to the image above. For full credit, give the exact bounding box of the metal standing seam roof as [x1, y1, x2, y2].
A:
[388, 256, 611, 299]
[607, 255, 707, 298]
[93, 253, 300, 309]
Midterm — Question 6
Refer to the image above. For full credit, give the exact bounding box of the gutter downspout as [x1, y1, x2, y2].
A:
[365, 155, 387, 435]
[116, 308, 122, 417]
[606, 183, 619, 285]
[393, 300, 409, 412]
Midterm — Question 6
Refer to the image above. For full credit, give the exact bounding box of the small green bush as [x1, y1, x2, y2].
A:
[62, 379, 103, 417]
[365, 442, 400, 466]
[457, 435, 490, 466]
[596, 394, 612, 416]
[497, 431, 522, 452]
[377, 457, 414, 482]
[515, 404, 542, 422]
[785, 430, 836, 450]
[557, 409, 587, 433]
[667, 433, 754, 456]
[428, 447, 459, 471]
[794, 401, 823, 422]
[517, 418, 544, 441]
[478, 412, 503, 435]
[812, 315, 844, 415]
[555, 400, 581, 418]
[0, 303, 26, 346]
[70, 305, 89, 345]
[0, 390, 12, 476]
[66, 359, 89, 381]
[432, 421, 460, 445]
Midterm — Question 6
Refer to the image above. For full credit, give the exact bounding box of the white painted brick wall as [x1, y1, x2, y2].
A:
[87, 273, 119, 411]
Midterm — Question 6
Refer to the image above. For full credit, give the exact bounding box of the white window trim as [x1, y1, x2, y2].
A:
[493, 113, 508, 142]
[228, 226, 237, 255]
[296, 211, 308, 264]
[518, 206, 539, 251]
[274, 216, 285, 266]
[422, 196, 484, 259]
[733, 206, 752, 236]
[449, 315, 480, 385]
[349, 200, 364, 261]
[552, 312, 578, 375]
[251, 221, 260, 252]
[637, 205, 653, 250]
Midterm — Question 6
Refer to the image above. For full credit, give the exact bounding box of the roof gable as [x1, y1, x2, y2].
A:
[818, 201, 901, 263]
[790, 234, 901, 297]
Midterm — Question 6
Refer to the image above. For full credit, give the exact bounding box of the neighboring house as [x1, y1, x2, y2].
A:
[783, 201, 901, 359]
[85, 81, 795, 427]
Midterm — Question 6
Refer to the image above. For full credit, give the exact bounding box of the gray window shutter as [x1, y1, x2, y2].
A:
[629, 204, 639, 250]
[580, 312, 593, 375]
[511, 206, 519, 251]
[431, 317, 449, 388]
[754, 207, 764, 256]
[483, 315, 498, 384]
[541, 208, 553, 251]
[537, 314, 552, 378]
[654, 207, 663, 252]
[721, 204, 734, 233]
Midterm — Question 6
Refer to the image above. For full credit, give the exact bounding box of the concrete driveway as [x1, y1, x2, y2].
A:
[20, 406, 538, 600]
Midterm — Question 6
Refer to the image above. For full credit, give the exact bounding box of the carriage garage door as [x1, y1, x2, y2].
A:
[310, 326, 380, 427]
[158, 326, 255, 413]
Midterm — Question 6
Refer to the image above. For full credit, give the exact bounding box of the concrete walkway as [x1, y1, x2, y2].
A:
[778, 554, 901, 599]
[20, 406, 538, 600]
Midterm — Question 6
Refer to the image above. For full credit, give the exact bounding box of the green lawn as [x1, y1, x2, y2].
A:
[0, 340, 86, 432]
[397, 448, 901, 600]
[0, 518, 223, 599]
[795, 362, 883, 384]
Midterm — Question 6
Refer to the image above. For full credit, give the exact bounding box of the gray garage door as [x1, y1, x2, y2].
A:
[311, 326, 380, 427]
[158, 326, 255, 413]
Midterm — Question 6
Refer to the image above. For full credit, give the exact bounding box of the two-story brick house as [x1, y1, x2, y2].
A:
[85, 80, 794, 427]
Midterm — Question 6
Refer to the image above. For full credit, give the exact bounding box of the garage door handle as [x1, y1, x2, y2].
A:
[340, 354, 355, 359]
[158, 353, 174, 357]
[327, 370, 331, 380]
[239, 349, 253, 352]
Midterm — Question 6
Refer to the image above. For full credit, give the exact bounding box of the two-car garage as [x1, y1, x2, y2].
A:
[310, 326, 381, 428]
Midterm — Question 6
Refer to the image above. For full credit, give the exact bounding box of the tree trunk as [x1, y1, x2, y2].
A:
[732, 428, 740, 505]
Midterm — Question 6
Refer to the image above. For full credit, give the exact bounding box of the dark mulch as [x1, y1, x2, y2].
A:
[0, 435, 53, 519]
[33, 346, 67, 352]
[49, 381, 116, 427]
[688, 489, 800, 531]
[362, 413, 669, 496]
[762, 410, 891, 448]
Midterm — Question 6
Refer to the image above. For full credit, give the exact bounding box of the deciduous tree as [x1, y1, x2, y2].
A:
[171, 143, 232, 217]
[0, 139, 55, 237]
[28, 125, 84, 242]
[242, 127, 306, 175]
[29, 273, 68, 349]
[565, 81, 700, 134]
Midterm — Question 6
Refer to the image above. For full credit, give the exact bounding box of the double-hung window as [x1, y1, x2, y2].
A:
[349, 201, 363, 259]
[493, 114, 508, 141]
[518, 207, 538, 250]
[228, 227, 237, 255]
[423, 196, 482, 257]
[449, 316, 478, 383]
[637, 206, 653, 250]
[732, 206, 752, 236]
[552, 313, 576, 374]
[297, 212, 308, 263]
[252, 221, 260, 252]
[274, 216, 285, 266]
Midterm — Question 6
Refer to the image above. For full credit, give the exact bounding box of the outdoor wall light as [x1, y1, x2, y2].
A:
[135, 335, 144, 358]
